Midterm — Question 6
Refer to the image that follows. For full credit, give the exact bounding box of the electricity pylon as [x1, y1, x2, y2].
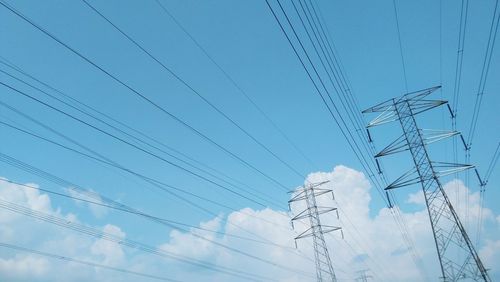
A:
[355, 269, 373, 282]
[289, 181, 340, 282]
[363, 86, 491, 281]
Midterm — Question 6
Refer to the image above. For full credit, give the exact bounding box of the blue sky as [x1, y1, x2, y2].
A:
[0, 0, 499, 281]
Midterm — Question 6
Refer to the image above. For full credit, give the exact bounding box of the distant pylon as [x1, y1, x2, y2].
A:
[355, 269, 373, 282]
[289, 181, 341, 282]
[363, 86, 491, 281]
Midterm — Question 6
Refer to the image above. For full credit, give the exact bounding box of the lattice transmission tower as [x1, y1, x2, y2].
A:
[289, 181, 341, 282]
[355, 269, 373, 282]
[362, 86, 491, 281]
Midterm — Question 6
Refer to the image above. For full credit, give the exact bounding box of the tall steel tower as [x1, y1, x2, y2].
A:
[355, 269, 373, 282]
[289, 181, 340, 282]
[363, 86, 491, 281]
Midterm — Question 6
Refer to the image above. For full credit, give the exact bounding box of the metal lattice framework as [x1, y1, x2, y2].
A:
[289, 181, 340, 282]
[355, 269, 373, 282]
[363, 86, 491, 282]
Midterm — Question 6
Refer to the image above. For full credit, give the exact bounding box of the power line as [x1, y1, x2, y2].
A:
[0, 64, 284, 209]
[264, 1, 394, 257]
[0, 178, 292, 249]
[0, 56, 280, 208]
[0, 120, 317, 266]
[467, 0, 499, 148]
[484, 141, 500, 183]
[264, 1, 427, 279]
[0, 80, 273, 207]
[0, 118, 258, 216]
[307, 0, 366, 125]
[0, 102, 320, 266]
[368, 1, 431, 277]
[392, 0, 409, 93]
[293, 0, 404, 205]
[265, 0, 386, 201]
[449, 0, 470, 235]
[297, 0, 385, 175]
[153, 0, 318, 171]
[0, 80, 316, 240]
[0, 151, 316, 279]
[0, 114, 301, 245]
[451, 0, 469, 117]
[0, 242, 184, 282]
[0, 198, 280, 282]
[80, 0, 307, 181]
[290, 0, 376, 168]
[475, 141, 500, 245]
[0, 97, 296, 229]
[287, 2, 418, 277]
[0, 176, 315, 271]
[0, 85, 325, 259]
[293, 0, 388, 189]
[0, 0, 289, 192]
[3, 7, 400, 270]
[297, 0, 367, 138]
[466, 0, 499, 239]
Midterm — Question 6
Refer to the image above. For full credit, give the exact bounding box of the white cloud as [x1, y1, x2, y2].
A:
[480, 239, 500, 268]
[0, 178, 51, 223]
[406, 179, 494, 229]
[407, 189, 425, 205]
[0, 255, 50, 280]
[67, 188, 108, 218]
[159, 166, 499, 281]
[91, 224, 126, 266]
[159, 216, 221, 261]
[0, 178, 127, 281]
[0, 167, 499, 282]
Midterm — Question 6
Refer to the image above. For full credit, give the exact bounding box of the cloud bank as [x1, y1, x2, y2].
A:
[0, 166, 498, 281]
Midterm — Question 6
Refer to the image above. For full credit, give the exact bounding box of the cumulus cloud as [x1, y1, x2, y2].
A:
[0, 178, 127, 282]
[0, 255, 50, 280]
[0, 178, 52, 223]
[91, 224, 126, 265]
[67, 188, 108, 218]
[159, 166, 499, 281]
[0, 166, 498, 282]
[159, 216, 222, 260]
[480, 239, 500, 268]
